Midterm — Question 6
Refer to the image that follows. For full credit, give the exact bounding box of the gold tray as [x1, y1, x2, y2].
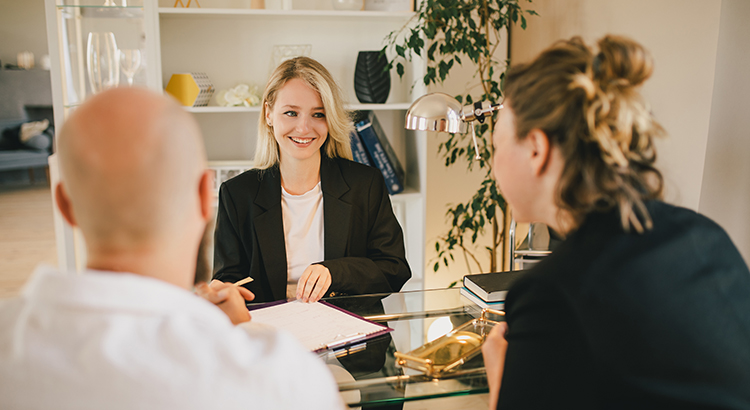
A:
[394, 308, 504, 378]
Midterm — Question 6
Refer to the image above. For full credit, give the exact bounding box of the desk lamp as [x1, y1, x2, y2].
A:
[405, 92, 502, 159]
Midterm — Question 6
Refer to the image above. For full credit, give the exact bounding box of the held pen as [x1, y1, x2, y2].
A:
[233, 277, 254, 286]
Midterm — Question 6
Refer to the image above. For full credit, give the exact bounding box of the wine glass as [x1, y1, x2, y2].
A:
[103, 0, 116, 6]
[86, 32, 120, 94]
[118, 49, 142, 86]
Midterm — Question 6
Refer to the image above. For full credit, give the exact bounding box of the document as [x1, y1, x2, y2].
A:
[249, 300, 391, 352]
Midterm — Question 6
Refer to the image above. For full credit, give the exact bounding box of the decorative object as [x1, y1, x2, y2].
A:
[332, 0, 364, 10]
[386, 0, 537, 273]
[40, 54, 51, 71]
[86, 32, 119, 94]
[215, 83, 261, 107]
[269, 44, 311, 75]
[17, 52, 34, 70]
[251, 0, 265, 8]
[354, 51, 391, 104]
[365, 0, 413, 12]
[118, 49, 142, 86]
[395, 308, 504, 377]
[165, 72, 214, 107]
[173, 0, 201, 7]
[265, 0, 292, 10]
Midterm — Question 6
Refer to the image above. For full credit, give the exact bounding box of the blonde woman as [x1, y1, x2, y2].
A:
[213, 57, 410, 303]
[481, 36, 750, 408]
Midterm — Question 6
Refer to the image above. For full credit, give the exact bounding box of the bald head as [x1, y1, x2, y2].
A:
[57, 88, 207, 255]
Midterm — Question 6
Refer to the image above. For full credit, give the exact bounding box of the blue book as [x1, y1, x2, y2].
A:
[355, 112, 405, 195]
[349, 130, 373, 166]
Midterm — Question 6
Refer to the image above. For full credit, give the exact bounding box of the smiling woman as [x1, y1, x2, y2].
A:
[212, 57, 411, 304]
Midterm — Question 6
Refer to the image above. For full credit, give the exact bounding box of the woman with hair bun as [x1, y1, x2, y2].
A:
[482, 35, 750, 408]
[213, 57, 410, 303]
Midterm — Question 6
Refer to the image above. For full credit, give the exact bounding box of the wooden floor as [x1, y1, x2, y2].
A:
[0, 184, 57, 298]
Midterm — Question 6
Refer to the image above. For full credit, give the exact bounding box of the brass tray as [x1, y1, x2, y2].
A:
[394, 308, 504, 378]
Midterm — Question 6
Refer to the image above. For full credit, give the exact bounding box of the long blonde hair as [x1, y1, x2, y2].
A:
[255, 57, 353, 169]
[504, 35, 665, 232]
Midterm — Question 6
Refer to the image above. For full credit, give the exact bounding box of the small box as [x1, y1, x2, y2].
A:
[165, 72, 214, 107]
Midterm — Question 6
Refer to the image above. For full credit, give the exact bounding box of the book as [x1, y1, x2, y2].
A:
[349, 130, 373, 166]
[462, 270, 527, 302]
[460, 287, 505, 310]
[247, 300, 392, 352]
[355, 111, 405, 195]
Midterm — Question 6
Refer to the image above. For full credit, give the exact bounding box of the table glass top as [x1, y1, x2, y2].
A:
[320, 287, 504, 408]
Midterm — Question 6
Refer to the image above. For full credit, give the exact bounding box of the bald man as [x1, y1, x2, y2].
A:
[0, 88, 344, 410]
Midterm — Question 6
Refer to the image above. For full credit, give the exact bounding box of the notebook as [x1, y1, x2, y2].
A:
[462, 270, 527, 302]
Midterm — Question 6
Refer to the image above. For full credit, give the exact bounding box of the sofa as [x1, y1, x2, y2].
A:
[0, 116, 53, 182]
[0, 69, 54, 184]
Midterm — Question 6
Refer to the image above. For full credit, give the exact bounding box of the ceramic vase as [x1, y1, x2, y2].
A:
[354, 51, 391, 104]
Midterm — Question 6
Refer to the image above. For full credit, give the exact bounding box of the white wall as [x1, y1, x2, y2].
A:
[0, 0, 49, 69]
[510, 0, 723, 210]
[699, 0, 750, 263]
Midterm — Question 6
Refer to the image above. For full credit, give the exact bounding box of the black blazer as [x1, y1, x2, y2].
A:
[213, 156, 411, 303]
[497, 201, 750, 409]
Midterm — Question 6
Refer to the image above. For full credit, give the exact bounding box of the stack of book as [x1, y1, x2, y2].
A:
[460, 270, 527, 309]
[350, 111, 405, 195]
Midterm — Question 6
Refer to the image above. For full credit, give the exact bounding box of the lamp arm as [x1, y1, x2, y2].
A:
[460, 102, 503, 123]
[462, 102, 503, 160]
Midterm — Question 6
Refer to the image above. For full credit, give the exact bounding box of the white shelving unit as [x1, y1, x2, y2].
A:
[45, 0, 427, 291]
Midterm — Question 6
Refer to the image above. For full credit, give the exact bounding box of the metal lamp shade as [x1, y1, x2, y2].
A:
[405, 92, 467, 134]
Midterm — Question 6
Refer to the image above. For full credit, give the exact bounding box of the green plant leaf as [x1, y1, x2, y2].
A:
[384, 0, 537, 274]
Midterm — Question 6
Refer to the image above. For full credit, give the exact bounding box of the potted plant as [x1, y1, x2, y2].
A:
[384, 0, 537, 275]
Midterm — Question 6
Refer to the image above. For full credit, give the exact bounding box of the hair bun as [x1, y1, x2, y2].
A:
[595, 35, 654, 87]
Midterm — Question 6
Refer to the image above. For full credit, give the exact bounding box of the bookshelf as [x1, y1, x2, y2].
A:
[45, 0, 427, 290]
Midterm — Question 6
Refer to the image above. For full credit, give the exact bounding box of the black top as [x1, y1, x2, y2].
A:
[213, 156, 411, 303]
[498, 201, 750, 409]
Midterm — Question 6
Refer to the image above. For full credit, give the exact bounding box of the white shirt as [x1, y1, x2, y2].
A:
[0, 265, 344, 410]
[281, 182, 325, 295]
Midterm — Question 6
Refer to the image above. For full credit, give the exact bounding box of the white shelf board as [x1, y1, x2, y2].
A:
[158, 8, 415, 19]
[185, 103, 411, 113]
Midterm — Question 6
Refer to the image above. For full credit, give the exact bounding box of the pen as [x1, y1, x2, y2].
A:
[325, 332, 367, 350]
[233, 277, 254, 287]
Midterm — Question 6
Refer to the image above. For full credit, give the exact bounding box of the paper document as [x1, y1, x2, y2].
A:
[249, 300, 390, 352]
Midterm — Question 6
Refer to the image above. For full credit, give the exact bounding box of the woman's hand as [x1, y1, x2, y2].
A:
[482, 321, 509, 409]
[296, 264, 332, 303]
[195, 279, 255, 325]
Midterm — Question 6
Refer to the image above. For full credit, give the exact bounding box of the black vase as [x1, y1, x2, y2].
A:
[354, 51, 391, 104]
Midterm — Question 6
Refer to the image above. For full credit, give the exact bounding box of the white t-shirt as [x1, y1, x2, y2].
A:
[281, 182, 325, 297]
[0, 265, 344, 410]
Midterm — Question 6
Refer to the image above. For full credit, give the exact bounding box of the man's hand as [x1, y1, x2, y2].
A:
[195, 279, 255, 325]
[482, 321, 509, 409]
[296, 264, 331, 303]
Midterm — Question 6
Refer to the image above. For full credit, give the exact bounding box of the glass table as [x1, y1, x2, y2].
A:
[319, 288, 504, 408]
